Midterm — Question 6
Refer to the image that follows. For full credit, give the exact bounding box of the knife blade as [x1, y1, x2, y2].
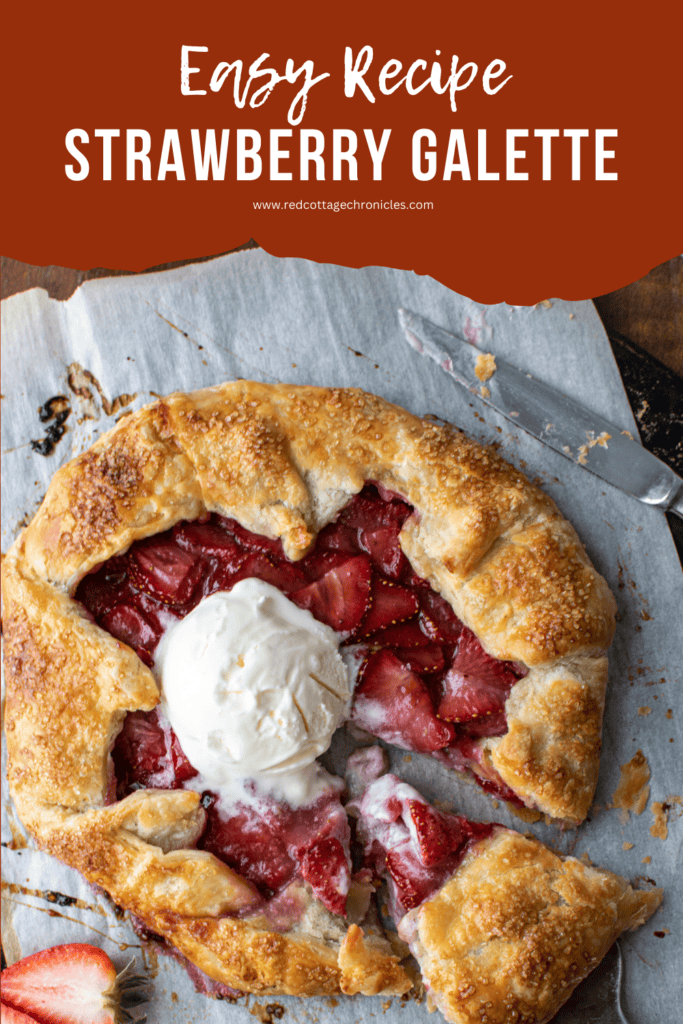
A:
[398, 307, 683, 519]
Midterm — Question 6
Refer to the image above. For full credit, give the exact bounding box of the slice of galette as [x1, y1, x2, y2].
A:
[349, 752, 662, 1024]
[2, 381, 617, 996]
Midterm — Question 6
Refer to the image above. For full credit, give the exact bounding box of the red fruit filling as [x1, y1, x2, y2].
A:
[77, 484, 529, 911]
[352, 772, 495, 919]
[200, 788, 351, 914]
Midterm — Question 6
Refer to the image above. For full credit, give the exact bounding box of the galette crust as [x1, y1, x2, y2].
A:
[3, 381, 617, 995]
[400, 829, 662, 1024]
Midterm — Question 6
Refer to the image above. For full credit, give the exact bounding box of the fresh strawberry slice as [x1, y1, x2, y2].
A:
[130, 538, 202, 604]
[417, 590, 464, 642]
[100, 604, 159, 656]
[406, 800, 467, 867]
[359, 521, 408, 580]
[219, 517, 285, 558]
[1, 1005, 40, 1024]
[0, 943, 127, 1024]
[231, 552, 308, 595]
[395, 645, 446, 674]
[437, 628, 519, 723]
[356, 576, 418, 637]
[292, 555, 371, 634]
[299, 836, 350, 917]
[351, 650, 455, 753]
[366, 617, 431, 649]
[173, 519, 246, 566]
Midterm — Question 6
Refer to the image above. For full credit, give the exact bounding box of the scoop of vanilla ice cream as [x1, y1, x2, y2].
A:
[155, 579, 351, 786]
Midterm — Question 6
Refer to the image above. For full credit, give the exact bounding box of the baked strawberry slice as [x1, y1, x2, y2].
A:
[169, 730, 198, 784]
[231, 552, 308, 595]
[463, 710, 509, 738]
[0, 943, 141, 1024]
[406, 799, 467, 867]
[299, 836, 350, 917]
[219, 517, 285, 558]
[351, 650, 455, 753]
[100, 604, 159, 658]
[356, 576, 418, 637]
[340, 491, 411, 531]
[130, 538, 202, 604]
[292, 555, 371, 635]
[385, 843, 432, 911]
[314, 522, 359, 555]
[366, 617, 431, 649]
[417, 590, 464, 642]
[299, 549, 354, 582]
[173, 519, 246, 566]
[113, 709, 175, 791]
[359, 521, 408, 580]
[395, 644, 446, 674]
[437, 628, 519, 723]
[200, 801, 296, 896]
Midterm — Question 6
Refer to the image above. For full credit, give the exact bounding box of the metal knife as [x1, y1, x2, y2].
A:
[399, 308, 683, 519]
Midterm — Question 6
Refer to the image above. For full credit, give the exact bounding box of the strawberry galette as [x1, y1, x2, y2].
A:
[3, 381, 632, 1006]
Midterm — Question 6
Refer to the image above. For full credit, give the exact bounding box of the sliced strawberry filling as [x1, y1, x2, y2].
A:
[437, 627, 520, 724]
[112, 708, 350, 915]
[292, 554, 372, 635]
[351, 649, 455, 753]
[351, 770, 494, 919]
[200, 788, 351, 914]
[77, 482, 530, 911]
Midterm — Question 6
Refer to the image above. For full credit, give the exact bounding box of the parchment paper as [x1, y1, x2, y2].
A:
[2, 250, 681, 1023]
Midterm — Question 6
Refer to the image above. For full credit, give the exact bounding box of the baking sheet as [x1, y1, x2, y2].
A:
[2, 250, 681, 1022]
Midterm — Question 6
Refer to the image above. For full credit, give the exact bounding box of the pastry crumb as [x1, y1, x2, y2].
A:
[511, 806, 543, 824]
[642, 855, 651, 864]
[611, 750, 650, 817]
[621, 429, 635, 440]
[638, 706, 652, 716]
[653, 929, 670, 937]
[623, 841, 634, 850]
[666, 709, 673, 719]
[474, 352, 497, 382]
[480, 385, 491, 399]
[539, 299, 553, 309]
[650, 796, 683, 840]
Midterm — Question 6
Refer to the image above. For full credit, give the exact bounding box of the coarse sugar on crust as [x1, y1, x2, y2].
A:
[2, 381, 618, 996]
[399, 829, 662, 1024]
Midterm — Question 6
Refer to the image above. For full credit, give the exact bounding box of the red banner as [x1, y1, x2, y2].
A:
[2, 0, 682, 303]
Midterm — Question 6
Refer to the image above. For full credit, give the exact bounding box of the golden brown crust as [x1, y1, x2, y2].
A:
[400, 829, 662, 1024]
[2, 381, 617, 995]
[338, 924, 412, 996]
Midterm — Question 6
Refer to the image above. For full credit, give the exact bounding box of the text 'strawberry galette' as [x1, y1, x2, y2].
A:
[4, 381, 656, 1012]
